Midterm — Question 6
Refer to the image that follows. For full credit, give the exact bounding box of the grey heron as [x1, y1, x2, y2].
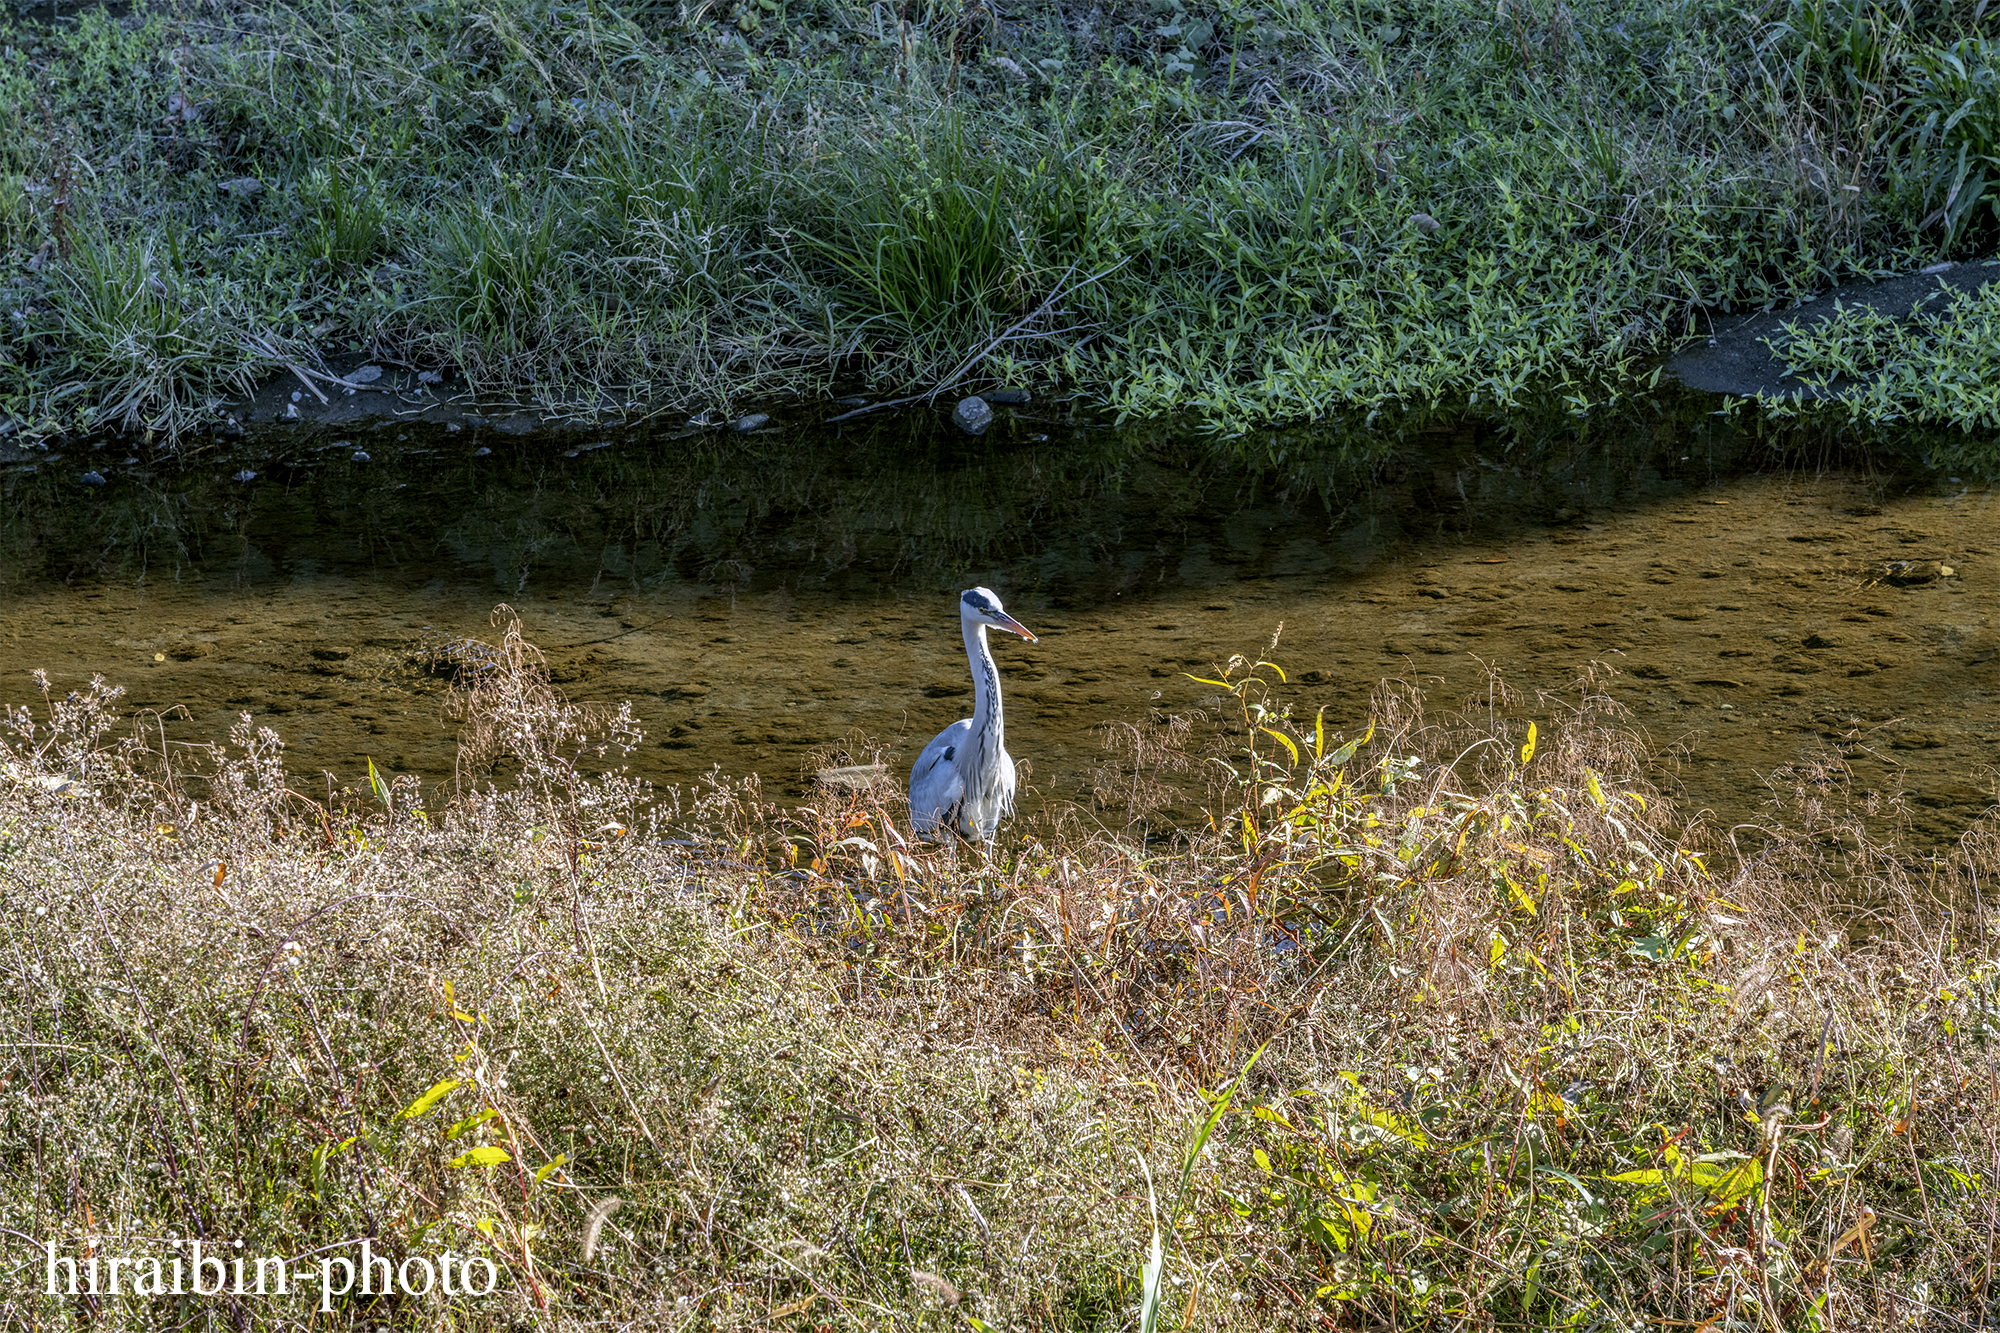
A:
[908, 587, 1037, 842]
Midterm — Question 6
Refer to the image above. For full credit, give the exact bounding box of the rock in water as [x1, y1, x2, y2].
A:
[952, 396, 993, 435]
[731, 413, 771, 433]
[79, 471, 107, 487]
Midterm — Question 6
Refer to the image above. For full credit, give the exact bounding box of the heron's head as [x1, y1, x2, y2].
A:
[960, 587, 1037, 641]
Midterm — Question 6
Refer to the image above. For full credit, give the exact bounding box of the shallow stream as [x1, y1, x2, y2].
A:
[4, 396, 1997, 844]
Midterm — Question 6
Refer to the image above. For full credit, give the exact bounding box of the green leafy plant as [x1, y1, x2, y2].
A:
[1761, 280, 2000, 432]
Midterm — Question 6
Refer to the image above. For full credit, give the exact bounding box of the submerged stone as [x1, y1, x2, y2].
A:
[732, 413, 771, 433]
[952, 396, 993, 435]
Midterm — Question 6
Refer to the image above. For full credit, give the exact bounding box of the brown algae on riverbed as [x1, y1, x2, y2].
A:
[4, 466, 1996, 843]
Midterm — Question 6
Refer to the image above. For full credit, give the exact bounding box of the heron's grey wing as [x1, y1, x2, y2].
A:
[908, 720, 970, 837]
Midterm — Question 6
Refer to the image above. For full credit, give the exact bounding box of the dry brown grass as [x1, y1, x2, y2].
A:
[0, 618, 1992, 1330]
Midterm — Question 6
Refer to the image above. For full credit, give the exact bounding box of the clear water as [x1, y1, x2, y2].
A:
[4, 398, 1994, 842]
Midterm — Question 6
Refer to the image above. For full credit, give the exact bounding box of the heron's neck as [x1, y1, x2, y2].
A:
[963, 619, 1003, 744]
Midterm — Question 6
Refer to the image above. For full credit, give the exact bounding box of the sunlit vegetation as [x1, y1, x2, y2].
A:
[0, 0, 1993, 445]
[2, 612, 1990, 1328]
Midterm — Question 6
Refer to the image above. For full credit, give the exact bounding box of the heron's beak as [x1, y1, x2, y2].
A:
[993, 613, 1037, 642]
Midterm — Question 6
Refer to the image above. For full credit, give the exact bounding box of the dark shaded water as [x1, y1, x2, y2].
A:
[4, 396, 1996, 843]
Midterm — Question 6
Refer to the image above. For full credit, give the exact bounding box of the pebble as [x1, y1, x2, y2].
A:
[473, 447, 491, 457]
[1410, 212, 1442, 233]
[417, 369, 443, 385]
[347, 364, 384, 384]
[79, 471, 106, 486]
[290, 390, 302, 403]
[352, 450, 371, 462]
[232, 470, 257, 482]
[216, 177, 263, 197]
[731, 413, 771, 433]
[952, 396, 993, 435]
[985, 387, 1031, 404]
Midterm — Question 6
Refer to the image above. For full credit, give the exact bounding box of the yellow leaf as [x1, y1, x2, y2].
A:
[1585, 769, 1605, 810]
[1260, 727, 1300, 764]
[533, 1153, 569, 1184]
[398, 1077, 462, 1120]
[448, 1145, 513, 1168]
[1519, 721, 1537, 765]
[1488, 933, 1507, 969]
[1690, 1155, 1763, 1205]
[446, 1107, 498, 1140]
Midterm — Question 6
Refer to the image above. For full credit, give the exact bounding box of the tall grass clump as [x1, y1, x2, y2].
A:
[2, 612, 1990, 1328]
[35, 229, 278, 437]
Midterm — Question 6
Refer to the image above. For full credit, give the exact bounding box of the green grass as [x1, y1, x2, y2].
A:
[0, 0, 1993, 446]
[1764, 279, 2000, 422]
[0, 615, 1992, 1329]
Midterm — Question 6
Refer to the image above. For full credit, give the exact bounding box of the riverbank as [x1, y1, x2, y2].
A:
[1, 615, 1987, 1329]
[1, 0, 1994, 449]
